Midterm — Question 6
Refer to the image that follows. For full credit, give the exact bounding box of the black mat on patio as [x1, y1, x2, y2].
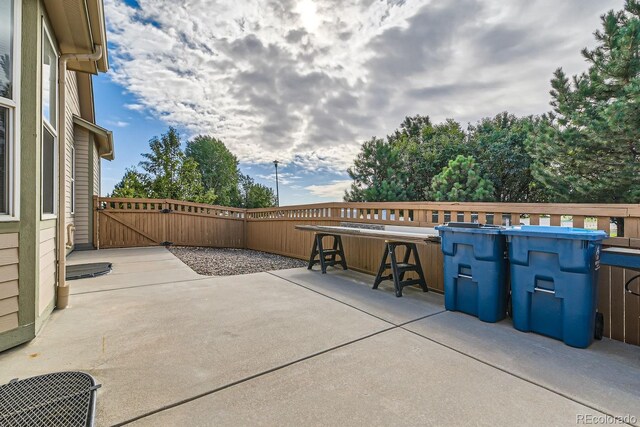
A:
[66, 263, 112, 280]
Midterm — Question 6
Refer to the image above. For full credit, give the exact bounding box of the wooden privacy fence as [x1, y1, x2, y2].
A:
[94, 197, 245, 249]
[95, 197, 640, 346]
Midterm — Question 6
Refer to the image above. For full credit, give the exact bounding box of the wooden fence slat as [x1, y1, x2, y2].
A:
[101, 211, 160, 244]
[529, 214, 540, 226]
[610, 267, 625, 342]
[598, 217, 611, 234]
[625, 218, 640, 238]
[624, 269, 640, 346]
[478, 212, 487, 224]
[598, 265, 611, 338]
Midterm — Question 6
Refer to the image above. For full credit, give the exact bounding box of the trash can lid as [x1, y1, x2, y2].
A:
[435, 222, 503, 234]
[502, 225, 607, 240]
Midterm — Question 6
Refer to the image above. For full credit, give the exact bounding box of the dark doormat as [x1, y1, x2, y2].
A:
[66, 263, 112, 280]
[0, 371, 101, 426]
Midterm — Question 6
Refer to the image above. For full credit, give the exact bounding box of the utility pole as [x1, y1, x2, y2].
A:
[273, 160, 280, 207]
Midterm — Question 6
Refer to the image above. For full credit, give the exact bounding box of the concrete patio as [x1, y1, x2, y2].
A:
[0, 247, 638, 426]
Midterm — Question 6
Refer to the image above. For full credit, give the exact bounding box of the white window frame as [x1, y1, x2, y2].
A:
[70, 145, 75, 215]
[41, 19, 58, 220]
[0, 0, 22, 221]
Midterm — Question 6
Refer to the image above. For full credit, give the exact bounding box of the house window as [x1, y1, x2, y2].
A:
[0, 0, 20, 218]
[70, 145, 75, 214]
[0, 108, 8, 214]
[42, 27, 56, 130]
[42, 129, 55, 214]
[0, 2, 14, 101]
[42, 23, 57, 217]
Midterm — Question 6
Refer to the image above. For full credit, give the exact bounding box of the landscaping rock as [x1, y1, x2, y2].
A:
[168, 246, 306, 276]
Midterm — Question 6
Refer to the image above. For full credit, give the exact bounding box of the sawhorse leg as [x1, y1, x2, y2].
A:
[307, 234, 348, 274]
[372, 241, 429, 297]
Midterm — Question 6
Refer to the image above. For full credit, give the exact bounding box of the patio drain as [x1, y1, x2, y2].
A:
[0, 371, 101, 427]
[66, 263, 113, 280]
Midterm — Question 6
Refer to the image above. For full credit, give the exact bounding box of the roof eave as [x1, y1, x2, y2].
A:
[73, 115, 115, 161]
[43, 0, 110, 74]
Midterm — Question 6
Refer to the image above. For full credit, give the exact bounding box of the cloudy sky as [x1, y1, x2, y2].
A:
[95, 0, 622, 205]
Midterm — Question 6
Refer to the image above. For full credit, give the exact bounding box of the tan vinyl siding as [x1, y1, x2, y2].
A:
[74, 128, 91, 244]
[92, 139, 100, 196]
[39, 227, 56, 315]
[64, 71, 81, 248]
[0, 233, 19, 334]
[0, 312, 19, 334]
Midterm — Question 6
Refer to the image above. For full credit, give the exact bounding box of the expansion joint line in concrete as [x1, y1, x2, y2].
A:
[267, 271, 445, 327]
[268, 272, 631, 426]
[112, 312, 441, 426]
[72, 275, 217, 296]
[111, 271, 629, 426]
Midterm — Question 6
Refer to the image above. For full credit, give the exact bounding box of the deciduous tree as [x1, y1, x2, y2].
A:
[119, 127, 217, 203]
[186, 135, 240, 206]
[394, 118, 470, 199]
[238, 174, 276, 208]
[469, 113, 546, 202]
[110, 168, 149, 198]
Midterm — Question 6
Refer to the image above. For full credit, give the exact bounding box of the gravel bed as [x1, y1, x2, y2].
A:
[168, 246, 307, 276]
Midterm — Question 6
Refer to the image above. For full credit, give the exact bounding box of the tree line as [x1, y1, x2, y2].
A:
[110, 128, 277, 208]
[346, 1, 640, 204]
[111, 2, 639, 208]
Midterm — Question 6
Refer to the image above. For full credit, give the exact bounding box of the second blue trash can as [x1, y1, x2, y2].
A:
[503, 226, 607, 348]
[436, 223, 507, 323]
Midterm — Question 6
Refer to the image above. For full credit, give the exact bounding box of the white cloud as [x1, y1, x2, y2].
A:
[103, 0, 621, 173]
[105, 119, 129, 128]
[295, 0, 320, 32]
[124, 103, 144, 111]
[256, 172, 301, 185]
[305, 179, 352, 200]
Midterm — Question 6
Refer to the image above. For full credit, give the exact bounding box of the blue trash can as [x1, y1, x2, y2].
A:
[503, 226, 607, 348]
[436, 223, 507, 323]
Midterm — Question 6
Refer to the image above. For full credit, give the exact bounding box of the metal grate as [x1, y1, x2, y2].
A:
[0, 372, 100, 427]
[66, 263, 112, 281]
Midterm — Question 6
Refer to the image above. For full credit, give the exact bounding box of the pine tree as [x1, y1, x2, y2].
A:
[431, 155, 495, 202]
[344, 137, 413, 201]
[530, 1, 640, 202]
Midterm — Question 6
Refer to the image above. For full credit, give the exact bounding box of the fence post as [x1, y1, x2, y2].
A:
[93, 196, 100, 249]
[163, 199, 170, 245]
[243, 210, 248, 249]
[626, 217, 640, 248]
[415, 208, 427, 226]
[331, 205, 341, 223]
